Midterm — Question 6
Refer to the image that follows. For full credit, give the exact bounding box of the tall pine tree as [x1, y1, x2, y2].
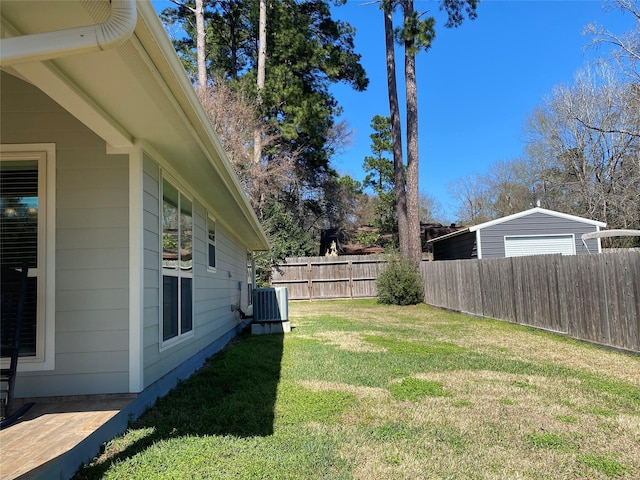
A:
[383, 0, 477, 263]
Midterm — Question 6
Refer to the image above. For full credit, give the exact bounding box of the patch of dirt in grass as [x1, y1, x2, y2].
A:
[407, 370, 630, 430]
[299, 380, 389, 400]
[291, 302, 639, 388]
[343, 406, 637, 479]
[455, 327, 640, 386]
[343, 427, 579, 480]
[299, 330, 388, 353]
[345, 369, 640, 478]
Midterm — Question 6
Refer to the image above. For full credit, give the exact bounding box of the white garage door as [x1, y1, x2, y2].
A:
[504, 235, 575, 257]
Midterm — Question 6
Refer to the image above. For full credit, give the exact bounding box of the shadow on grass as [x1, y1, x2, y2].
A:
[73, 328, 284, 479]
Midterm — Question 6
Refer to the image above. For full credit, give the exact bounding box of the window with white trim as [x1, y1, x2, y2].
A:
[161, 178, 193, 344]
[1, 145, 55, 369]
[207, 213, 216, 271]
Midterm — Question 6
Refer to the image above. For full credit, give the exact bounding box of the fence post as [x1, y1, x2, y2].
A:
[349, 258, 353, 299]
[307, 259, 312, 301]
[601, 255, 612, 346]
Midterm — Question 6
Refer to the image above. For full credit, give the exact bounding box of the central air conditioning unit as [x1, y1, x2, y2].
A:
[252, 287, 290, 334]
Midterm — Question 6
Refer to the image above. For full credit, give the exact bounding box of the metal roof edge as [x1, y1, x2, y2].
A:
[426, 227, 471, 243]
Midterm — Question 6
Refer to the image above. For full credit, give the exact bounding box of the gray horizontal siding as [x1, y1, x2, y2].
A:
[57, 188, 129, 209]
[17, 372, 129, 398]
[57, 248, 129, 270]
[142, 154, 161, 383]
[141, 155, 252, 389]
[56, 309, 129, 332]
[56, 227, 128, 249]
[2, 71, 130, 397]
[479, 212, 600, 258]
[57, 289, 129, 312]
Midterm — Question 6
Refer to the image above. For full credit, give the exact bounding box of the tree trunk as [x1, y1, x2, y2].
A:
[195, 0, 206, 90]
[403, 0, 422, 264]
[384, 1, 409, 257]
[254, 0, 267, 217]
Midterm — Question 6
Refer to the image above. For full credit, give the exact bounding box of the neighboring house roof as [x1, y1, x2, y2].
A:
[428, 207, 607, 244]
[0, 0, 269, 251]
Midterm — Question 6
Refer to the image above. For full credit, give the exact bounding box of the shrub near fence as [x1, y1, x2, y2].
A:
[420, 251, 640, 354]
[273, 252, 639, 353]
[272, 255, 386, 300]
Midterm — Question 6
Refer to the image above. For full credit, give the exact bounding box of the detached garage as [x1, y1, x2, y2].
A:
[428, 207, 606, 260]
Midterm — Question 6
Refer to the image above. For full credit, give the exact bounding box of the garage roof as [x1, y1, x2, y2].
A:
[428, 207, 606, 244]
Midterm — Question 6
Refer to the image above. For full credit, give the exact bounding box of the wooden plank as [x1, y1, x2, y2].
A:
[311, 278, 351, 282]
[601, 251, 639, 351]
[478, 258, 517, 322]
[511, 255, 563, 332]
[352, 278, 377, 298]
[456, 260, 482, 314]
[285, 283, 310, 301]
[563, 255, 607, 345]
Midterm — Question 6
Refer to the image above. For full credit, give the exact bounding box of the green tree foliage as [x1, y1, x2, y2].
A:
[322, 174, 365, 232]
[256, 201, 316, 285]
[376, 253, 424, 305]
[260, 0, 368, 182]
[363, 116, 392, 177]
[161, 0, 370, 273]
[162, 0, 367, 181]
[161, 0, 252, 80]
[363, 115, 395, 193]
[363, 115, 397, 237]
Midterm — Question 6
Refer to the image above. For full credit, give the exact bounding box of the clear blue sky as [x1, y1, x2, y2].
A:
[152, 0, 635, 221]
[328, 0, 635, 221]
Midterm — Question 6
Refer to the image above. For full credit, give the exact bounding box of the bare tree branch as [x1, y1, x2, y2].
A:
[571, 114, 640, 138]
[168, 0, 195, 14]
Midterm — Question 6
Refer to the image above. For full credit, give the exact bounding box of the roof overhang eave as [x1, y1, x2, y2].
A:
[1, 1, 269, 251]
[135, 2, 269, 250]
[427, 228, 471, 244]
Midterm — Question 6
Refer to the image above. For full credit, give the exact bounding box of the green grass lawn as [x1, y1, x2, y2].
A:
[74, 300, 640, 479]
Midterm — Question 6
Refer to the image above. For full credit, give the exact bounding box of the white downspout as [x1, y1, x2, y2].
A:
[0, 0, 137, 67]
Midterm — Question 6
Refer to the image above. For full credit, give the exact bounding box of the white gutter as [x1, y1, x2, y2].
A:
[0, 0, 137, 66]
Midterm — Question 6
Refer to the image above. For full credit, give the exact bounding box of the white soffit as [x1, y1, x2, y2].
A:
[1, 0, 269, 250]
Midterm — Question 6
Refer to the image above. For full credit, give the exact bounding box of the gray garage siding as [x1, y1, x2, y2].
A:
[478, 211, 600, 258]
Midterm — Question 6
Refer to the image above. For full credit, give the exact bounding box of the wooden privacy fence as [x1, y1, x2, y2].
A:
[420, 251, 640, 353]
[272, 255, 386, 300]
